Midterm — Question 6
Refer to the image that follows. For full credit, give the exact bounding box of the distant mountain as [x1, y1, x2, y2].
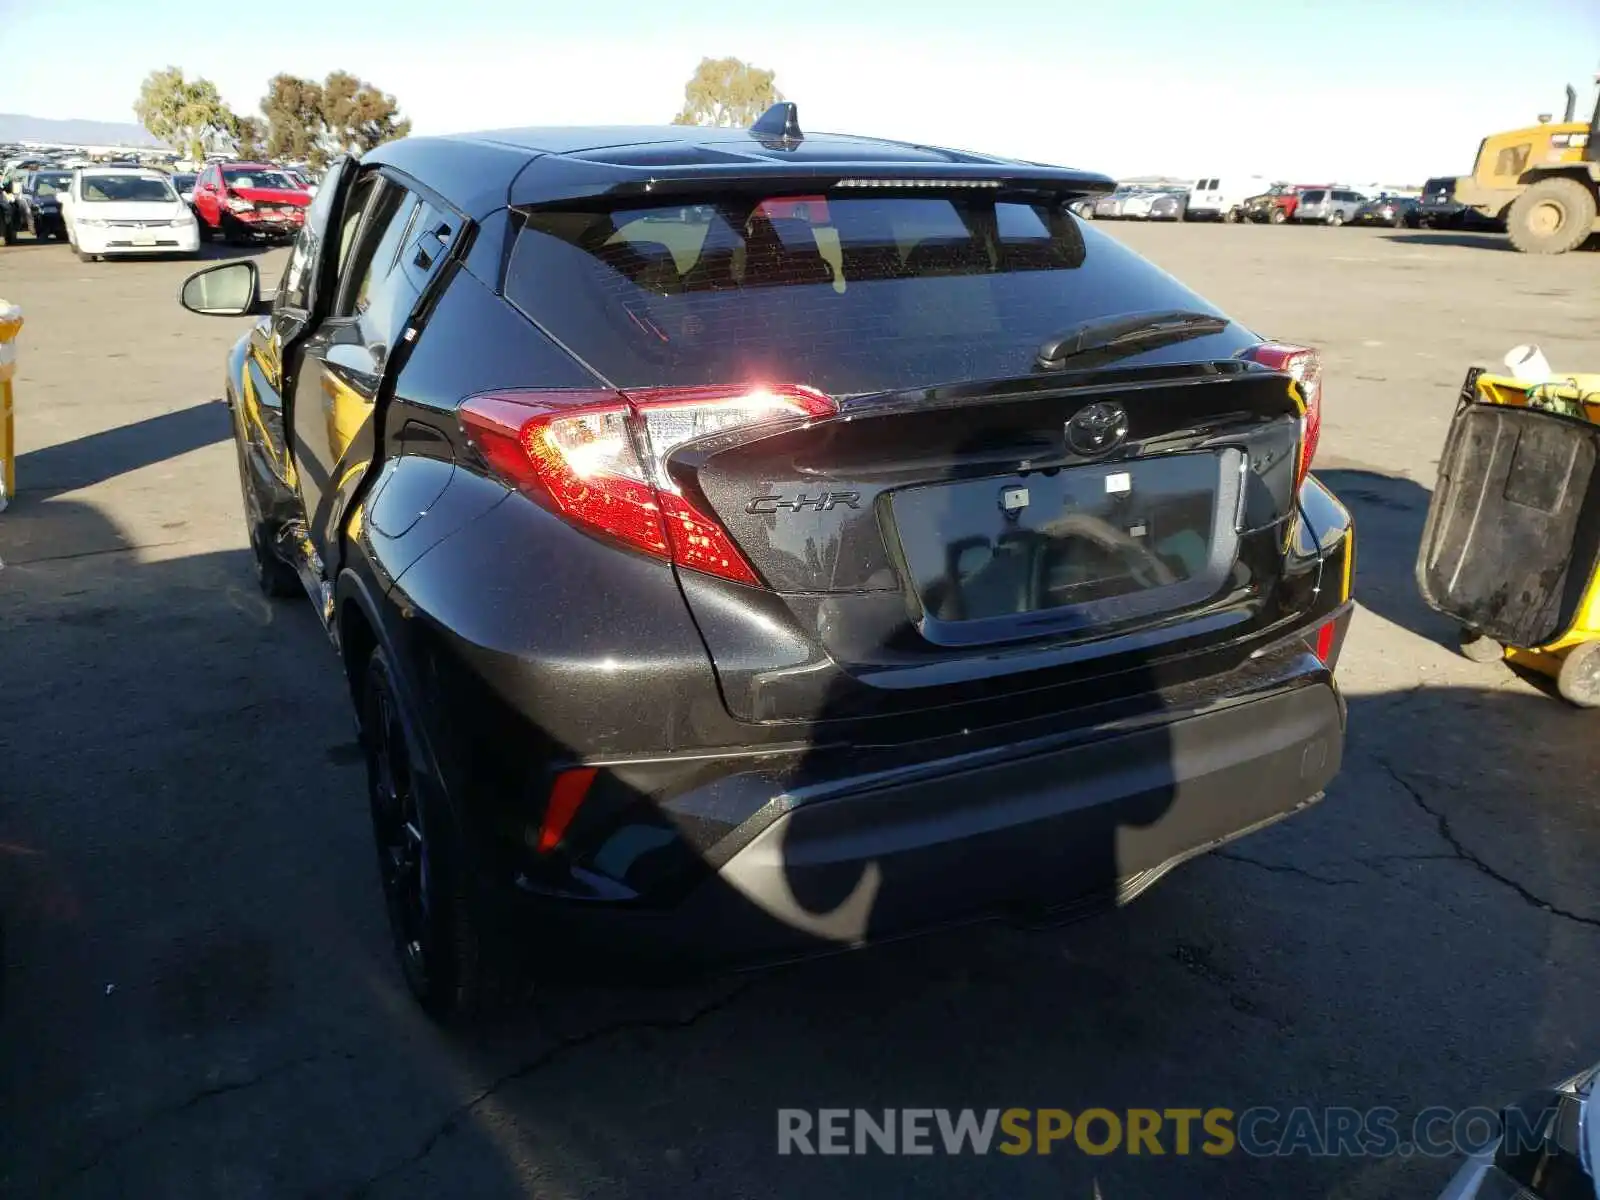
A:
[0, 114, 164, 147]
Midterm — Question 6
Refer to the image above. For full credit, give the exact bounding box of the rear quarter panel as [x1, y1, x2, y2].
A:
[341, 262, 747, 760]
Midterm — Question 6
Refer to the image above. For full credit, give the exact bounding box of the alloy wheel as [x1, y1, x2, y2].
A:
[367, 681, 432, 997]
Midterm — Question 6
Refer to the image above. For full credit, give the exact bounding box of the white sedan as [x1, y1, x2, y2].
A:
[61, 167, 201, 261]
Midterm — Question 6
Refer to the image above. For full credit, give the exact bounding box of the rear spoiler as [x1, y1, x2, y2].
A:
[510, 156, 1117, 209]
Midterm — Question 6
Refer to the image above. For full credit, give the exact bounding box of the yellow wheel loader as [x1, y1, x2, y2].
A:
[1453, 74, 1600, 254]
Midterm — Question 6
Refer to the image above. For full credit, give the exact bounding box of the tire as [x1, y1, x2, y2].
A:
[1507, 177, 1598, 255]
[1269, 207, 1288, 225]
[234, 439, 300, 597]
[74, 245, 94, 263]
[1222, 207, 1241, 224]
[1557, 642, 1600, 708]
[1327, 210, 1346, 227]
[1458, 627, 1506, 664]
[221, 213, 249, 246]
[360, 648, 527, 1022]
[1, 220, 15, 247]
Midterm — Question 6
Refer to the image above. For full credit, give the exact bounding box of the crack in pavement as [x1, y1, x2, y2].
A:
[1374, 757, 1600, 931]
[1355, 852, 1462, 867]
[1213, 850, 1361, 887]
[345, 979, 760, 1199]
[58, 1049, 347, 1188]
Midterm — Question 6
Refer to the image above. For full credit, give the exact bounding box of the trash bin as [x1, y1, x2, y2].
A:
[1416, 361, 1600, 706]
[0, 300, 19, 511]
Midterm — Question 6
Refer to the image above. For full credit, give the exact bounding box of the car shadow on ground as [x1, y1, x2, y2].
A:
[196, 240, 284, 263]
[2, 241, 275, 265]
[2, 439, 1599, 1197]
[16, 399, 229, 497]
[1380, 232, 1512, 252]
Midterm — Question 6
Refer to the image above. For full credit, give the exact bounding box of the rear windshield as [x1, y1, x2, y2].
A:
[1423, 177, 1455, 194]
[1299, 189, 1327, 203]
[80, 175, 175, 203]
[29, 172, 71, 195]
[223, 168, 296, 190]
[504, 193, 1234, 394]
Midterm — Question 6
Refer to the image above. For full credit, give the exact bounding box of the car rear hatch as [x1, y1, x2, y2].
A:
[671, 366, 1307, 723]
[499, 184, 1320, 727]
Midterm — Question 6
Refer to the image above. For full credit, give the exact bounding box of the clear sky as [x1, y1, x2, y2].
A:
[3, 0, 1598, 183]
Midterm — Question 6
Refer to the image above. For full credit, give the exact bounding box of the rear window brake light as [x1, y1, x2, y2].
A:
[832, 178, 1004, 189]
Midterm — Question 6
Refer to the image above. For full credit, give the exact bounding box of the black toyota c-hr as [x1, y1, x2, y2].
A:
[178, 104, 1353, 1021]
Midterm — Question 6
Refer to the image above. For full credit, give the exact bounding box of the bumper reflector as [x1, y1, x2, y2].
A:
[1311, 620, 1336, 665]
[537, 767, 598, 854]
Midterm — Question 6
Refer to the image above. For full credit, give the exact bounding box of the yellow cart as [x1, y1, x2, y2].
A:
[1417, 366, 1600, 706]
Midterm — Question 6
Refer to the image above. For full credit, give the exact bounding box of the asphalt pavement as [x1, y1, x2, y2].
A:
[1, 223, 1598, 1199]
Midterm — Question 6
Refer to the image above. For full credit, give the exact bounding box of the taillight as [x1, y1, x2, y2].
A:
[458, 384, 836, 586]
[1245, 342, 1322, 489]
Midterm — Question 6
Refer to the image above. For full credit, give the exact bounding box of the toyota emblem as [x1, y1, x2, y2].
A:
[1065, 401, 1130, 457]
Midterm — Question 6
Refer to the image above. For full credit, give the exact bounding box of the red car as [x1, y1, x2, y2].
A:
[1268, 184, 1334, 225]
[191, 162, 311, 244]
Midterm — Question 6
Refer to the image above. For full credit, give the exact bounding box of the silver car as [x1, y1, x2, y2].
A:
[1437, 1060, 1597, 1199]
[1294, 187, 1368, 226]
[1091, 189, 1134, 219]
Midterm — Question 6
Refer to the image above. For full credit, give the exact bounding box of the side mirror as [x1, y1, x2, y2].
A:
[179, 260, 269, 316]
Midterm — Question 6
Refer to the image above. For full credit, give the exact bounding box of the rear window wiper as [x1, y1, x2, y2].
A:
[1035, 309, 1229, 371]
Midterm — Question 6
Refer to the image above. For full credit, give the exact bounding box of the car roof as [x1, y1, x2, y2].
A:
[364, 119, 1113, 220]
[77, 166, 166, 176]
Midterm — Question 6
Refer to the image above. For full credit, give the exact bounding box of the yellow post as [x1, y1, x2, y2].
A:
[0, 300, 20, 510]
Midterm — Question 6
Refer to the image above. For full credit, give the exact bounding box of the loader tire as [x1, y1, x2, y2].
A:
[1507, 177, 1597, 255]
[1557, 642, 1600, 709]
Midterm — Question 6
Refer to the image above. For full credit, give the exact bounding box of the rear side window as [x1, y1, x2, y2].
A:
[504, 193, 1235, 394]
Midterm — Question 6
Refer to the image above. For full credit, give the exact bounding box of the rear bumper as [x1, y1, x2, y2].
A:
[232, 213, 304, 239]
[77, 224, 199, 255]
[531, 653, 1346, 972]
